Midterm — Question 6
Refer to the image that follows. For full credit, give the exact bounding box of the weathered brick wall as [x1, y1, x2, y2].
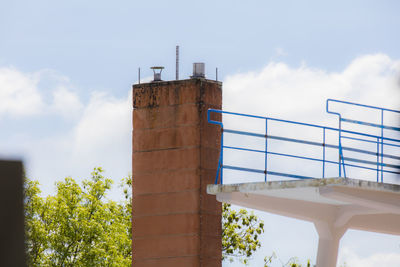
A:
[132, 78, 222, 267]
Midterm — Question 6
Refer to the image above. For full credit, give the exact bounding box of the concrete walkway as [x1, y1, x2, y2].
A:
[207, 178, 400, 267]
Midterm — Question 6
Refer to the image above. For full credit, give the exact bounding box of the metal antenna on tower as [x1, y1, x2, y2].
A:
[176, 45, 179, 80]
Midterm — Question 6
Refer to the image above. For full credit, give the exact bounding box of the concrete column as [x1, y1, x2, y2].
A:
[132, 78, 222, 267]
[314, 222, 346, 267]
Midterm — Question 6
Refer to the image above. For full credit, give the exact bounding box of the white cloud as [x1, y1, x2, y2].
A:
[222, 54, 400, 266]
[0, 66, 131, 197]
[71, 91, 131, 173]
[224, 53, 400, 125]
[8, 88, 132, 198]
[22, 90, 132, 197]
[1, 53, 399, 197]
[222, 53, 400, 182]
[0, 67, 44, 117]
[50, 86, 83, 118]
[0, 67, 84, 119]
[1, 54, 400, 265]
[339, 246, 400, 267]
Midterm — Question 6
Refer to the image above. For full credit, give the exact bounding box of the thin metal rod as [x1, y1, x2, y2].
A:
[176, 45, 179, 80]
[341, 135, 400, 148]
[207, 105, 400, 184]
[381, 110, 384, 182]
[327, 98, 400, 114]
[210, 109, 400, 143]
[216, 67, 218, 81]
[338, 119, 343, 177]
[343, 157, 400, 169]
[223, 128, 400, 161]
[223, 145, 399, 175]
[376, 137, 379, 182]
[222, 165, 316, 180]
[215, 153, 222, 184]
[344, 163, 400, 175]
[265, 119, 268, 182]
[138, 68, 141, 84]
[223, 145, 339, 165]
[341, 118, 400, 131]
[221, 128, 224, 184]
[323, 128, 326, 178]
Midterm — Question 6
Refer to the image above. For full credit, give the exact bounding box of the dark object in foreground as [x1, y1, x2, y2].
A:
[0, 160, 26, 267]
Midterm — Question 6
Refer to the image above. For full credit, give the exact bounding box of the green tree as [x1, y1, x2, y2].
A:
[25, 168, 265, 266]
[264, 255, 312, 267]
[222, 203, 265, 264]
[25, 179, 48, 264]
[24, 167, 131, 267]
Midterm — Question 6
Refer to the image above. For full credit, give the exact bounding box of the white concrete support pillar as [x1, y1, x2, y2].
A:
[314, 222, 346, 267]
[316, 235, 341, 267]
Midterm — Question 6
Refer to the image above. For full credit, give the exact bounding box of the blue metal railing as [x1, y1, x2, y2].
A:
[208, 99, 400, 184]
[327, 99, 400, 183]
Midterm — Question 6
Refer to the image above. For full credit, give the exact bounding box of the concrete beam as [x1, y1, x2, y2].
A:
[320, 186, 400, 214]
[208, 178, 400, 267]
[217, 192, 338, 223]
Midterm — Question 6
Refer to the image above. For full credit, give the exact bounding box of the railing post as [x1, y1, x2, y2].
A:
[221, 127, 224, 184]
[210, 101, 400, 184]
[338, 119, 342, 177]
[265, 118, 268, 182]
[323, 128, 326, 178]
[376, 137, 380, 182]
[380, 110, 384, 183]
[338, 119, 347, 178]
[215, 153, 222, 184]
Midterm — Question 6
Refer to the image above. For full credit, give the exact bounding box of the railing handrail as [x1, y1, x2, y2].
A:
[327, 99, 400, 114]
[208, 99, 400, 185]
[208, 109, 400, 143]
[326, 99, 400, 183]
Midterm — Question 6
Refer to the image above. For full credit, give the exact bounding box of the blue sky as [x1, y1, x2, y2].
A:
[2, 0, 400, 92]
[1, 0, 400, 266]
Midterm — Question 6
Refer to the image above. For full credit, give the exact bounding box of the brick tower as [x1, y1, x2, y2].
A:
[132, 68, 222, 266]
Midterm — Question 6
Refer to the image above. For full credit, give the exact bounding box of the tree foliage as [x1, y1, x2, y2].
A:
[263, 254, 312, 267]
[24, 167, 131, 267]
[25, 167, 266, 266]
[222, 202, 265, 264]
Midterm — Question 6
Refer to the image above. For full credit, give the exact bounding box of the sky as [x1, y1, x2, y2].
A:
[1, 0, 400, 266]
